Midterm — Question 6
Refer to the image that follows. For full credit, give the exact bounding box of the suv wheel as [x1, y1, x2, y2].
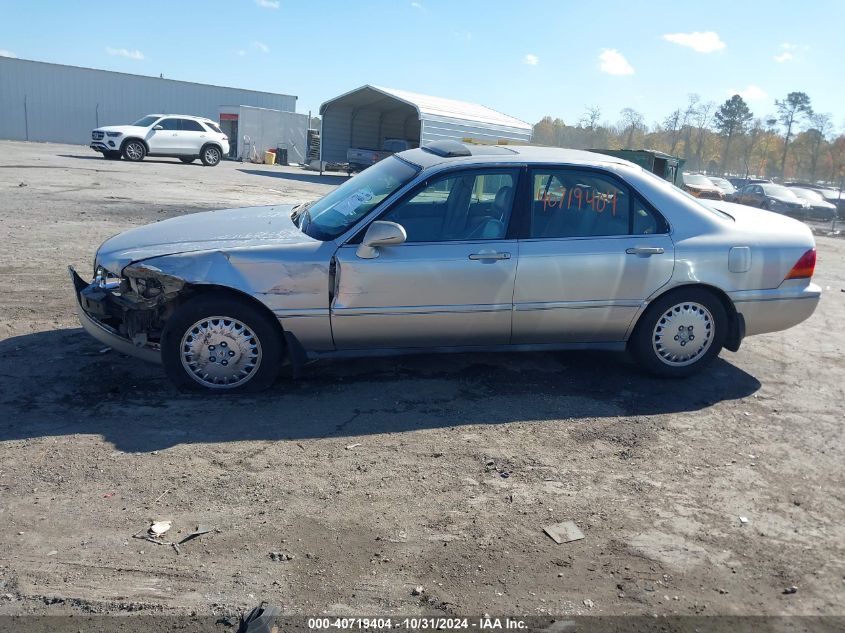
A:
[201, 145, 222, 167]
[629, 288, 727, 378]
[122, 140, 146, 162]
[161, 294, 283, 392]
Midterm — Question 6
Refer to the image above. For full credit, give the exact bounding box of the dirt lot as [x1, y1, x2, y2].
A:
[0, 140, 843, 622]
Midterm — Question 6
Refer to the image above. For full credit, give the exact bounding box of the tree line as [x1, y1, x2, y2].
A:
[531, 92, 845, 184]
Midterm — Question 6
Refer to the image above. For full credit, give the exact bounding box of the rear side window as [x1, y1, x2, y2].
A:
[203, 121, 223, 133]
[529, 169, 667, 238]
[178, 119, 205, 132]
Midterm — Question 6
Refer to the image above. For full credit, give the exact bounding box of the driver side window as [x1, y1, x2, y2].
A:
[381, 169, 518, 242]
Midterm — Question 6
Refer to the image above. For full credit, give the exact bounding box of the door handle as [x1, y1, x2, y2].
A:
[626, 247, 665, 256]
[469, 251, 511, 261]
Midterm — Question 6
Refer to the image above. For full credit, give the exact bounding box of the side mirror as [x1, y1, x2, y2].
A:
[356, 221, 406, 259]
[153, 125, 164, 130]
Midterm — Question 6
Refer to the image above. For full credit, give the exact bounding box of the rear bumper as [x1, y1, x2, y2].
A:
[69, 267, 161, 364]
[730, 282, 821, 336]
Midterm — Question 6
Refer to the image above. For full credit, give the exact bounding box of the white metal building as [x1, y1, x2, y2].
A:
[319, 85, 532, 163]
[0, 57, 298, 146]
[218, 105, 310, 164]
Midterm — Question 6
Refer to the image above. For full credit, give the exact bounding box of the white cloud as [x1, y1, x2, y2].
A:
[255, 0, 279, 8]
[251, 41, 270, 53]
[411, 1, 424, 8]
[522, 53, 539, 66]
[727, 85, 768, 101]
[452, 30, 472, 41]
[236, 49, 246, 57]
[0, 49, 17, 58]
[105, 47, 144, 60]
[598, 48, 634, 75]
[774, 42, 797, 62]
[661, 31, 726, 53]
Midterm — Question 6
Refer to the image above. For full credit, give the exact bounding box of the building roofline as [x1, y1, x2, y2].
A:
[0, 56, 298, 101]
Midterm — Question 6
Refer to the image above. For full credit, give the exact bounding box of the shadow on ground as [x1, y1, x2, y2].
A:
[238, 168, 349, 186]
[1, 328, 760, 452]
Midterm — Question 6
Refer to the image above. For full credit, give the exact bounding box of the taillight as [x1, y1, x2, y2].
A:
[785, 248, 816, 280]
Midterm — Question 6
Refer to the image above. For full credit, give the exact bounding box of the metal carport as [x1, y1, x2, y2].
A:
[319, 85, 532, 164]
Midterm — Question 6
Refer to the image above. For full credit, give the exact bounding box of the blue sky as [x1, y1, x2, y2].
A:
[1, 0, 843, 131]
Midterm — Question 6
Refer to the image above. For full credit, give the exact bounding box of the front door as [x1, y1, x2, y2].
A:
[331, 168, 521, 350]
[147, 117, 179, 153]
[512, 168, 675, 343]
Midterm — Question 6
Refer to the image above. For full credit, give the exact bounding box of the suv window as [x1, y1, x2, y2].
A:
[157, 118, 178, 131]
[203, 121, 223, 134]
[531, 170, 629, 238]
[178, 119, 205, 132]
[382, 169, 518, 242]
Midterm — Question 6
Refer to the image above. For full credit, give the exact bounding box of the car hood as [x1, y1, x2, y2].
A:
[96, 204, 316, 272]
[686, 183, 720, 192]
[94, 125, 146, 135]
[769, 195, 806, 205]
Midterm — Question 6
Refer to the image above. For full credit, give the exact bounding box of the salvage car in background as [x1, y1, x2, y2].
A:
[71, 142, 820, 392]
[708, 176, 737, 201]
[788, 187, 838, 220]
[90, 114, 230, 166]
[682, 173, 723, 200]
[735, 183, 811, 216]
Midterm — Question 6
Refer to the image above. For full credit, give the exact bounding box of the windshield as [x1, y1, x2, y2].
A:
[637, 166, 733, 220]
[683, 174, 714, 187]
[761, 184, 797, 199]
[132, 115, 161, 127]
[299, 157, 419, 240]
[791, 188, 823, 202]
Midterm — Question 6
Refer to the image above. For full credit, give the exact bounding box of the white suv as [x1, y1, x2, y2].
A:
[90, 114, 230, 166]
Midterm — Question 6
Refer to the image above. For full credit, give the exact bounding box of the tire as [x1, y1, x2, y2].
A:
[104, 150, 121, 160]
[161, 294, 284, 392]
[179, 157, 195, 164]
[629, 288, 727, 378]
[200, 144, 222, 167]
[122, 139, 146, 162]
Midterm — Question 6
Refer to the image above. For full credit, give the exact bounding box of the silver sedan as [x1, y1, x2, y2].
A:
[70, 142, 821, 391]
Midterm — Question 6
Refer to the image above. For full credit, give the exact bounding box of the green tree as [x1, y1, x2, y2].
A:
[714, 95, 753, 174]
[776, 92, 813, 177]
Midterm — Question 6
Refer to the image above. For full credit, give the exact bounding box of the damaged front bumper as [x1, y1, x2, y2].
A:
[69, 266, 162, 364]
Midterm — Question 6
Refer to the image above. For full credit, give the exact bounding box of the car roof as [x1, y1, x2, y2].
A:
[399, 143, 632, 169]
[149, 114, 214, 122]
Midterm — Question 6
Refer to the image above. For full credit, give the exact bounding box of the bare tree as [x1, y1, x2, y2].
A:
[579, 105, 602, 131]
[776, 92, 813, 177]
[619, 108, 644, 147]
[693, 101, 716, 171]
[807, 113, 833, 182]
[663, 109, 682, 154]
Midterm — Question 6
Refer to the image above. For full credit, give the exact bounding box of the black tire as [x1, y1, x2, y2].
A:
[161, 294, 284, 393]
[200, 144, 222, 166]
[179, 157, 195, 164]
[629, 288, 727, 378]
[122, 139, 146, 162]
[104, 150, 121, 160]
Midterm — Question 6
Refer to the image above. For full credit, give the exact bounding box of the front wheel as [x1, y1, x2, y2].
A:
[161, 294, 283, 392]
[201, 145, 222, 166]
[629, 288, 727, 378]
[122, 139, 146, 162]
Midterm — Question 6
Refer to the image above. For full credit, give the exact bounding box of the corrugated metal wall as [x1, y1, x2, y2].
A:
[237, 106, 309, 164]
[421, 115, 532, 145]
[0, 57, 297, 145]
[321, 102, 421, 163]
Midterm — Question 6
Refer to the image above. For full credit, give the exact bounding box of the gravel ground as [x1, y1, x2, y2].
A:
[0, 141, 843, 623]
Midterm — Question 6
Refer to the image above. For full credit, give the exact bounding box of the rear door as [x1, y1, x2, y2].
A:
[176, 118, 208, 154]
[512, 167, 675, 343]
[331, 168, 521, 349]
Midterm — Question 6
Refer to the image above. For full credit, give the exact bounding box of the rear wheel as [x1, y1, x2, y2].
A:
[179, 157, 195, 164]
[122, 139, 146, 162]
[161, 294, 283, 392]
[629, 288, 727, 378]
[201, 145, 222, 166]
